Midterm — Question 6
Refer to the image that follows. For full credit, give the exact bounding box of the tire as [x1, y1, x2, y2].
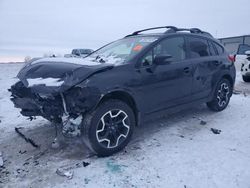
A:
[242, 75, 250, 82]
[81, 99, 135, 157]
[207, 79, 232, 112]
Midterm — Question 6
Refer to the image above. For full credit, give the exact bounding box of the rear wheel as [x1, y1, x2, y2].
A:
[81, 99, 135, 157]
[242, 75, 250, 82]
[207, 79, 232, 111]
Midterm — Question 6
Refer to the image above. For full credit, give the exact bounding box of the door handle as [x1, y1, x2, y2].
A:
[183, 67, 190, 74]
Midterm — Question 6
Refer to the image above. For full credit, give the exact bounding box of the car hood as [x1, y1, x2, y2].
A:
[17, 57, 114, 95]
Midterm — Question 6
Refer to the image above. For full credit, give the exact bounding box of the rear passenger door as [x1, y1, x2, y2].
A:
[187, 36, 221, 100]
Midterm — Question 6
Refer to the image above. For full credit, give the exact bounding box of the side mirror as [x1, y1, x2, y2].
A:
[245, 50, 250, 55]
[154, 54, 172, 65]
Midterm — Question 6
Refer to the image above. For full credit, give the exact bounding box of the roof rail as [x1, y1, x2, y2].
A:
[125, 26, 213, 38]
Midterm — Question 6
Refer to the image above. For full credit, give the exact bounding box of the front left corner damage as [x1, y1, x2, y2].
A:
[10, 80, 102, 123]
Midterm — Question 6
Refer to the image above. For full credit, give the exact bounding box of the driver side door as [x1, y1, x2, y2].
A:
[136, 36, 194, 114]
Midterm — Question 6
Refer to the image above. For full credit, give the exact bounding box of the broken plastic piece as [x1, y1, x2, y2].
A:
[210, 128, 221, 134]
[51, 138, 60, 149]
[15, 127, 39, 148]
[200, 120, 207, 125]
[56, 168, 73, 179]
[83, 161, 90, 167]
[62, 116, 82, 138]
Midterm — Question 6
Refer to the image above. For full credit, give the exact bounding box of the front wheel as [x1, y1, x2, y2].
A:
[242, 75, 250, 82]
[81, 99, 135, 157]
[207, 79, 232, 112]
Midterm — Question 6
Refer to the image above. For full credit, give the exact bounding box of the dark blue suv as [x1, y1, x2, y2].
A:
[10, 26, 236, 156]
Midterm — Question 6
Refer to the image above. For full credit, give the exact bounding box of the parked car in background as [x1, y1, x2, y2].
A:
[10, 26, 236, 156]
[64, 48, 94, 58]
[241, 50, 250, 82]
[219, 36, 250, 81]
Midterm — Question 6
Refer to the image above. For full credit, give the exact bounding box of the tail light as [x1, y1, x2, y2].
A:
[228, 54, 236, 63]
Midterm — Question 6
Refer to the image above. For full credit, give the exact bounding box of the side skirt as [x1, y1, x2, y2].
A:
[139, 98, 208, 125]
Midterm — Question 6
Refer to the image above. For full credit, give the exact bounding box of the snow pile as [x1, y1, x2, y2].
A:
[31, 57, 102, 66]
[27, 77, 64, 87]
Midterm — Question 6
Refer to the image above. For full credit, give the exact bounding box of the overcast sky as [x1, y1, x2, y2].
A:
[0, 0, 250, 60]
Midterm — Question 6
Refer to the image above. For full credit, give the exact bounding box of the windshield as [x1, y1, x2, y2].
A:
[89, 36, 158, 64]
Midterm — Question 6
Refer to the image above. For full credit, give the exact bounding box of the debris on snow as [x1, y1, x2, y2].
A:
[210, 128, 222, 134]
[62, 117, 81, 138]
[32, 149, 48, 160]
[193, 116, 207, 125]
[84, 178, 90, 184]
[51, 138, 60, 149]
[56, 168, 74, 179]
[200, 120, 207, 125]
[23, 161, 29, 166]
[15, 127, 39, 148]
[59, 163, 80, 170]
[19, 150, 27, 154]
[33, 160, 39, 166]
[0, 152, 4, 167]
[56, 161, 90, 179]
[83, 161, 90, 167]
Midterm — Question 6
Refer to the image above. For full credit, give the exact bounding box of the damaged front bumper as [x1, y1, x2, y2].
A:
[9, 81, 101, 122]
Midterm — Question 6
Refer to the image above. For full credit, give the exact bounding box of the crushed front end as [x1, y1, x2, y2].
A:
[8, 57, 114, 142]
[9, 80, 101, 123]
[9, 57, 113, 123]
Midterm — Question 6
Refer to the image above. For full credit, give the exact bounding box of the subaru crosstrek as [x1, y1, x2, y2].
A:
[10, 26, 236, 156]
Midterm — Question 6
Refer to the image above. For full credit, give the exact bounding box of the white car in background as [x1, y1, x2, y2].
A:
[240, 50, 250, 82]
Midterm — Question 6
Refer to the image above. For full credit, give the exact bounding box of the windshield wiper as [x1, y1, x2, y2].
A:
[95, 55, 106, 63]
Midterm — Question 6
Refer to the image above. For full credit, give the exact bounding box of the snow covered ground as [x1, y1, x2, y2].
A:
[0, 62, 250, 188]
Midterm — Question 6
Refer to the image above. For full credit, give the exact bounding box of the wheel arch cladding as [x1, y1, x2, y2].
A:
[98, 90, 139, 125]
[222, 74, 234, 88]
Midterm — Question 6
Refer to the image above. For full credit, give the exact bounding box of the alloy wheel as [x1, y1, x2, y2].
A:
[96, 109, 130, 149]
[217, 82, 230, 107]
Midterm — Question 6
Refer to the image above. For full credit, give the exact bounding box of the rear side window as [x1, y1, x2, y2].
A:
[188, 37, 210, 58]
[208, 41, 217, 56]
[214, 42, 224, 55]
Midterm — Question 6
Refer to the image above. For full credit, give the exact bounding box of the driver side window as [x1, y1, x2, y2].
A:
[141, 50, 153, 66]
[141, 37, 186, 67]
